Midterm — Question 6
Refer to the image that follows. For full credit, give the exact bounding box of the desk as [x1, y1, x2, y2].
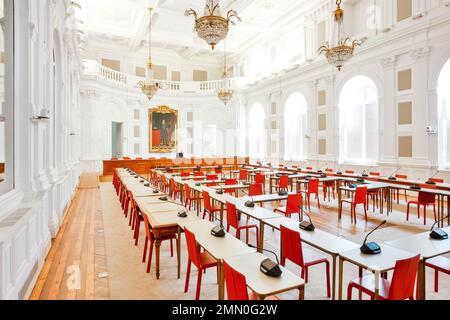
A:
[385, 227, 450, 300]
[261, 217, 359, 300]
[338, 182, 391, 217]
[338, 244, 417, 300]
[179, 220, 255, 300]
[224, 252, 305, 300]
[126, 184, 165, 197]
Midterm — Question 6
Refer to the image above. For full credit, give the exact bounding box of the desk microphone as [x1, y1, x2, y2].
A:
[336, 162, 345, 175]
[361, 168, 370, 178]
[360, 220, 387, 255]
[216, 188, 224, 195]
[299, 207, 315, 231]
[248, 244, 282, 278]
[245, 196, 255, 208]
[430, 215, 449, 240]
[388, 168, 401, 180]
[410, 178, 422, 190]
[426, 171, 440, 185]
[357, 172, 366, 183]
[211, 225, 226, 237]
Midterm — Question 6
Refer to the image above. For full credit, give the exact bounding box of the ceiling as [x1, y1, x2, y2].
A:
[75, 0, 319, 58]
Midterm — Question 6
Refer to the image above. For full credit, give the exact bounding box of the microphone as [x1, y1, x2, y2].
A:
[299, 207, 315, 231]
[248, 244, 282, 278]
[357, 172, 366, 183]
[336, 162, 345, 175]
[426, 171, 440, 185]
[245, 196, 255, 208]
[430, 215, 449, 240]
[388, 168, 401, 180]
[360, 220, 387, 255]
[410, 178, 422, 190]
[361, 167, 371, 178]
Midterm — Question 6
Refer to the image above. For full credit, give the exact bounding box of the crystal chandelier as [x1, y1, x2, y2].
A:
[138, 7, 159, 102]
[185, 0, 241, 50]
[318, 0, 361, 71]
[217, 42, 233, 106]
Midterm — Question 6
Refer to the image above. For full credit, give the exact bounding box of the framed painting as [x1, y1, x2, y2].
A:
[149, 106, 178, 153]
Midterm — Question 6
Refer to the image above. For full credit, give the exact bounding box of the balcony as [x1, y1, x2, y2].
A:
[81, 59, 245, 95]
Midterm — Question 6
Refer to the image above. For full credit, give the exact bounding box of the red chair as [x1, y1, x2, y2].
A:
[226, 202, 259, 246]
[393, 174, 408, 203]
[321, 180, 335, 202]
[301, 179, 321, 210]
[306, 167, 313, 171]
[129, 192, 144, 246]
[274, 194, 302, 220]
[345, 170, 354, 174]
[274, 175, 289, 193]
[136, 157, 143, 160]
[214, 167, 223, 178]
[428, 178, 444, 183]
[280, 225, 331, 298]
[370, 172, 381, 176]
[142, 213, 176, 273]
[184, 227, 218, 300]
[425, 256, 450, 293]
[347, 255, 420, 300]
[255, 174, 265, 193]
[406, 190, 437, 225]
[339, 187, 368, 223]
[111, 158, 118, 161]
[223, 261, 251, 300]
[180, 172, 191, 177]
[184, 184, 201, 212]
[202, 191, 221, 221]
[169, 178, 182, 200]
[123, 157, 131, 160]
[194, 171, 205, 177]
[239, 170, 248, 182]
[325, 169, 333, 173]
[207, 174, 218, 181]
[248, 183, 263, 197]
[225, 179, 238, 196]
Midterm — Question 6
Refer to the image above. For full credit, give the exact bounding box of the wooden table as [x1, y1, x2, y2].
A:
[385, 227, 450, 300]
[224, 252, 305, 300]
[338, 244, 417, 300]
[178, 220, 255, 300]
[338, 182, 391, 217]
[126, 184, 165, 197]
[261, 217, 359, 300]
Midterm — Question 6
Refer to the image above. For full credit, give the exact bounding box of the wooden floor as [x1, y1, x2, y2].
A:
[29, 180, 449, 300]
[30, 188, 110, 300]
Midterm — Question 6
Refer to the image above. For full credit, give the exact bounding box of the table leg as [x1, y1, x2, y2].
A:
[155, 239, 161, 280]
[447, 195, 450, 226]
[358, 267, 363, 300]
[258, 221, 265, 253]
[338, 187, 342, 220]
[331, 255, 337, 300]
[298, 286, 305, 300]
[177, 227, 181, 279]
[374, 270, 380, 300]
[338, 257, 344, 300]
[418, 259, 426, 300]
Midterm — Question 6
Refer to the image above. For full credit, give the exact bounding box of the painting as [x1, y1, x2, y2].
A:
[149, 106, 178, 153]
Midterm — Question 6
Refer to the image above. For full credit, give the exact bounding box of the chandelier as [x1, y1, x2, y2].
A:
[185, 0, 241, 50]
[217, 42, 233, 105]
[138, 7, 159, 102]
[318, 0, 361, 71]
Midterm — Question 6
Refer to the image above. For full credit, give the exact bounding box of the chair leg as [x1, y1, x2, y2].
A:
[147, 240, 154, 273]
[195, 268, 203, 300]
[170, 239, 174, 257]
[424, 205, 427, 225]
[184, 261, 191, 293]
[325, 261, 331, 298]
[406, 203, 411, 221]
[142, 237, 148, 263]
[434, 269, 439, 293]
[134, 220, 141, 246]
[347, 284, 354, 300]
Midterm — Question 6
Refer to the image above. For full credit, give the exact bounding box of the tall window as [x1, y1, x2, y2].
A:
[339, 76, 379, 164]
[0, 0, 13, 195]
[438, 59, 450, 169]
[249, 103, 266, 159]
[284, 93, 307, 161]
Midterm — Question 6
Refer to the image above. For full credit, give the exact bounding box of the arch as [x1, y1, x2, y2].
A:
[248, 103, 266, 159]
[284, 92, 308, 161]
[438, 59, 450, 168]
[338, 75, 379, 164]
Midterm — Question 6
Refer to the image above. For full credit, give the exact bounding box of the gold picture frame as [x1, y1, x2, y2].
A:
[149, 106, 178, 153]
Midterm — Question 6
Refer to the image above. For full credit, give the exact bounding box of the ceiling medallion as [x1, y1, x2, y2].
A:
[318, 0, 361, 71]
[139, 7, 159, 102]
[185, 0, 241, 50]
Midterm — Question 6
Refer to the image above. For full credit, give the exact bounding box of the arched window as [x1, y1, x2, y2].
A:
[339, 76, 379, 164]
[284, 93, 307, 161]
[438, 59, 450, 169]
[249, 103, 266, 159]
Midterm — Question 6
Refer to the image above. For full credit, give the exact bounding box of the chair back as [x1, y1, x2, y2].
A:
[202, 191, 213, 212]
[388, 255, 420, 300]
[207, 174, 218, 181]
[194, 172, 205, 177]
[370, 172, 381, 176]
[223, 261, 249, 300]
[279, 175, 289, 189]
[307, 179, 319, 194]
[215, 167, 223, 174]
[180, 172, 191, 177]
[354, 187, 368, 204]
[239, 170, 248, 181]
[170, 178, 176, 190]
[429, 178, 444, 183]
[345, 170, 354, 174]
[184, 184, 191, 201]
[226, 202, 239, 229]
[280, 225, 304, 267]
[285, 194, 302, 215]
[395, 174, 408, 179]
[142, 213, 154, 242]
[306, 167, 313, 170]
[418, 191, 436, 204]
[255, 174, 265, 185]
[325, 169, 333, 173]
[184, 227, 201, 268]
[206, 183, 218, 187]
[225, 179, 237, 194]
[249, 183, 263, 196]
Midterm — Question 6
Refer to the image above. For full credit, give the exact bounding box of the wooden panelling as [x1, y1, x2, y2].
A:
[397, 0, 412, 22]
[318, 139, 327, 155]
[398, 69, 412, 91]
[102, 157, 249, 176]
[398, 136, 413, 157]
[398, 101, 412, 125]
[101, 59, 120, 72]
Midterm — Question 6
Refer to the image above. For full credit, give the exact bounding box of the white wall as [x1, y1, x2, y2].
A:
[0, 0, 81, 300]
